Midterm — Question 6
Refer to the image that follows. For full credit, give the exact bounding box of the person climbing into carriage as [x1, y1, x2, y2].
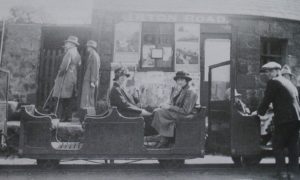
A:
[224, 88, 251, 115]
[151, 71, 198, 148]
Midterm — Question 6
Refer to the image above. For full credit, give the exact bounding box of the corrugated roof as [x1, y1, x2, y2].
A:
[94, 0, 300, 21]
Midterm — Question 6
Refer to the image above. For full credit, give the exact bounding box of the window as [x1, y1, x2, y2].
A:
[204, 38, 231, 81]
[140, 23, 174, 71]
[260, 38, 287, 65]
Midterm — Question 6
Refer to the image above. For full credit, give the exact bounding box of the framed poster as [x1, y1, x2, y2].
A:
[151, 48, 163, 59]
[175, 24, 200, 72]
[114, 22, 141, 63]
[141, 45, 155, 67]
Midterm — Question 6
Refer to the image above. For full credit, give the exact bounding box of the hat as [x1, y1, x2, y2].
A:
[113, 67, 130, 81]
[281, 65, 294, 76]
[225, 88, 241, 100]
[260, 62, 281, 72]
[173, 71, 192, 81]
[86, 40, 97, 49]
[64, 36, 80, 46]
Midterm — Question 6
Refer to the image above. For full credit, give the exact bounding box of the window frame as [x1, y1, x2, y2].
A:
[260, 37, 287, 65]
[139, 22, 175, 72]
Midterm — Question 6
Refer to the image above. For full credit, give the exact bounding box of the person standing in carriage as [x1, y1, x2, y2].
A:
[52, 36, 81, 122]
[258, 62, 300, 179]
[80, 40, 101, 117]
[151, 71, 198, 148]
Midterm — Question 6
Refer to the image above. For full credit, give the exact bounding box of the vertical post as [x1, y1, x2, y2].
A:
[0, 19, 6, 66]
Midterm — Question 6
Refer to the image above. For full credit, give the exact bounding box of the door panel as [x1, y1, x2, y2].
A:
[207, 62, 231, 154]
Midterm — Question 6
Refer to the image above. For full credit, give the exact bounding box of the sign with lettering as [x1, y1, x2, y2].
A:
[122, 12, 229, 24]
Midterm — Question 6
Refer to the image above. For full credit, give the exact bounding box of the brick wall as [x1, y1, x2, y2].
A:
[1, 24, 42, 104]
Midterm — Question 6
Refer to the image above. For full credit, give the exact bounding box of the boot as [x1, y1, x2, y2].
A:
[156, 136, 170, 148]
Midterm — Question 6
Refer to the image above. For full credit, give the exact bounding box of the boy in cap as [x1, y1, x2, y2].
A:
[258, 61, 300, 179]
[225, 88, 250, 115]
[80, 40, 101, 118]
[52, 36, 81, 122]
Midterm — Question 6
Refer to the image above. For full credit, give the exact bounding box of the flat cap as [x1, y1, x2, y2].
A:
[261, 62, 281, 72]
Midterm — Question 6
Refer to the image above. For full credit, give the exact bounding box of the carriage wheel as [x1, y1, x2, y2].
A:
[36, 159, 60, 169]
[231, 155, 242, 166]
[158, 159, 185, 169]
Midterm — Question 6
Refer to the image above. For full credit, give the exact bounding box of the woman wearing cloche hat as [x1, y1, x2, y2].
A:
[151, 71, 198, 148]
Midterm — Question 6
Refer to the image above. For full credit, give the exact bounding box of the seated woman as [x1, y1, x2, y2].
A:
[109, 67, 156, 136]
[109, 67, 151, 117]
[152, 71, 198, 148]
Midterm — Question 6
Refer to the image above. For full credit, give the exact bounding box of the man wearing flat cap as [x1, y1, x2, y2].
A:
[109, 67, 152, 117]
[52, 35, 81, 122]
[80, 40, 101, 115]
[258, 61, 300, 178]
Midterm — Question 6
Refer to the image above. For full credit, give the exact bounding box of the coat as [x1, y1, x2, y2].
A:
[109, 82, 143, 117]
[151, 85, 198, 137]
[80, 49, 101, 109]
[52, 47, 81, 98]
[258, 76, 300, 126]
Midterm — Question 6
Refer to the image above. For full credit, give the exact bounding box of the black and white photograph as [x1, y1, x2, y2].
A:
[0, 0, 300, 180]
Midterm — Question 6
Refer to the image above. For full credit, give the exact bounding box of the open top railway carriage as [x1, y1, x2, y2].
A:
[2, 1, 300, 167]
[0, 61, 275, 169]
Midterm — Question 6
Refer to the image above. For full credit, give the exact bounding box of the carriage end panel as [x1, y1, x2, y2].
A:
[174, 108, 206, 156]
[231, 111, 261, 156]
[83, 108, 145, 154]
[19, 108, 53, 155]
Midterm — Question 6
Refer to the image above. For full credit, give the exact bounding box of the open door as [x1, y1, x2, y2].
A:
[206, 61, 231, 155]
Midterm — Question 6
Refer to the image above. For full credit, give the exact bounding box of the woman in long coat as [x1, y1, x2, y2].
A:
[80, 40, 101, 111]
[151, 71, 198, 148]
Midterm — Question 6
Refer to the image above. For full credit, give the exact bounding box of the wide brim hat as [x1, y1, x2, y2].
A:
[86, 40, 97, 49]
[113, 67, 130, 81]
[64, 35, 80, 46]
[260, 62, 281, 72]
[173, 71, 192, 81]
[281, 65, 294, 76]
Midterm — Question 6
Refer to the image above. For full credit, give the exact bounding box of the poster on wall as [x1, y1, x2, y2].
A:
[175, 24, 200, 72]
[142, 45, 155, 67]
[114, 22, 141, 63]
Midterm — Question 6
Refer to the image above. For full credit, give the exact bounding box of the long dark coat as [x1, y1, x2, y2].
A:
[53, 47, 81, 98]
[109, 82, 143, 117]
[258, 76, 300, 126]
[80, 49, 101, 109]
[151, 85, 198, 137]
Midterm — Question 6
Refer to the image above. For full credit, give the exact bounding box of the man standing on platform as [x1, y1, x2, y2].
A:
[80, 40, 101, 117]
[52, 36, 81, 122]
[258, 62, 300, 179]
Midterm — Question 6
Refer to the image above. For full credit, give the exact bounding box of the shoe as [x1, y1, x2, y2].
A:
[288, 171, 299, 179]
[288, 172, 295, 179]
[275, 172, 288, 180]
[155, 137, 170, 148]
